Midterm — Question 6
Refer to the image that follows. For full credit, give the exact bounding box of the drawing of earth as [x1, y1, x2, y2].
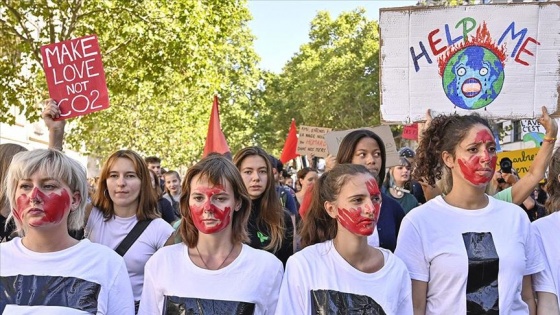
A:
[442, 46, 505, 110]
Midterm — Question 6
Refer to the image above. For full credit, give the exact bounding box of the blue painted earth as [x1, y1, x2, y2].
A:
[442, 46, 504, 110]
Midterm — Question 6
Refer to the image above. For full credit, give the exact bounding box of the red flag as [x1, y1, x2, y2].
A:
[203, 95, 230, 158]
[280, 119, 299, 164]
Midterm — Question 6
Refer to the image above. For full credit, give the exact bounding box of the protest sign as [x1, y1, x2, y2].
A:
[41, 35, 110, 120]
[324, 125, 399, 167]
[402, 123, 418, 140]
[496, 147, 539, 178]
[296, 125, 332, 157]
[379, 2, 560, 124]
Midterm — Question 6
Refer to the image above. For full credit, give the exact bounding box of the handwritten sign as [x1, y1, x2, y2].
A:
[41, 35, 110, 120]
[296, 125, 332, 157]
[324, 125, 399, 167]
[496, 147, 539, 178]
[402, 123, 418, 140]
[379, 3, 560, 123]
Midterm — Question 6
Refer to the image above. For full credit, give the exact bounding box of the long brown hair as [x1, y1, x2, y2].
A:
[93, 150, 159, 220]
[545, 147, 560, 214]
[233, 146, 285, 252]
[299, 163, 373, 248]
[180, 154, 251, 247]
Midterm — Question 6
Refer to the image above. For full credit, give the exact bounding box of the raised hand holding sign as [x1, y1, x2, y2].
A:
[40, 35, 110, 120]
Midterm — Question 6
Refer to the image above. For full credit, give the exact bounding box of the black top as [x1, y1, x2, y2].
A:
[157, 198, 178, 224]
[247, 197, 294, 267]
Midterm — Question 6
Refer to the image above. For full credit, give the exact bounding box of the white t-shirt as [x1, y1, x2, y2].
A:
[367, 228, 380, 248]
[85, 208, 174, 300]
[0, 238, 134, 315]
[138, 243, 283, 315]
[395, 195, 544, 314]
[275, 240, 412, 315]
[532, 211, 560, 306]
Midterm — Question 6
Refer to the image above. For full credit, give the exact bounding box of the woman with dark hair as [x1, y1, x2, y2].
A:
[295, 167, 318, 208]
[85, 150, 174, 311]
[382, 157, 419, 214]
[328, 129, 406, 252]
[276, 164, 412, 314]
[395, 113, 543, 314]
[532, 147, 560, 313]
[1, 149, 134, 314]
[138, 155, 282, 314]
[233, 146, 294, 266]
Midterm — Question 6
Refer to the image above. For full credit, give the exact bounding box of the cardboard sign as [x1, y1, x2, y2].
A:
[296, 125, 332, 157]
[379, 3, 560, 123]
[41, 35, 110, 120]
[402, 123, 418, 140]
[496, 147, 539, 178]
[324, 125, 400, 167]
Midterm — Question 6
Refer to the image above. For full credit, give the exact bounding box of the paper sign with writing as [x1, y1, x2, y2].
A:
[496, 147, 539, 178]
[297, 125, 332, 157]
[379, 3, 560, 123]
[402, 123, 418, 140]
[41, 35, 110, 120]
[324, 125, 400, 167]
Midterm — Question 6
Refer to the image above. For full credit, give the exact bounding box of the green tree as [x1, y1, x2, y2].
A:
[260, 8, 382, 153]
[0, 0, 262, 167]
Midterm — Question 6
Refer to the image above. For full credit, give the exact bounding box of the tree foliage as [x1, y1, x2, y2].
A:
[260, 8, 382, 153]
[0, 0, 262, 167]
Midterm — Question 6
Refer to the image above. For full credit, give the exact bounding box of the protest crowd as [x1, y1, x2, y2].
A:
[1, 98, 559, 315]
[2, 2, 560, 314]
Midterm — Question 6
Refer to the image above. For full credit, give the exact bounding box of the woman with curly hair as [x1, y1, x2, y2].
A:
[233, 147, 294, 266]
[395, 113, 543, 314]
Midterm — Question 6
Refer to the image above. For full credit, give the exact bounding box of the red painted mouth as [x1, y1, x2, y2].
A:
[462, 78, 482, 98]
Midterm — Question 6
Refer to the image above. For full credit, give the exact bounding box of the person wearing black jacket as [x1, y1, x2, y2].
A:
[234, 147, 294, 266]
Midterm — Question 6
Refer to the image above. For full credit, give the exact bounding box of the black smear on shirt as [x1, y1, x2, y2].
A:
[462, 232, 499, 314]
[310, 289, 386, 315]
[0, 274, 100, 313]
[164, 296, 255, 315]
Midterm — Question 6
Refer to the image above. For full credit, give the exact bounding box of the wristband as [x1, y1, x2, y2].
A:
[543, 137, 557, 143]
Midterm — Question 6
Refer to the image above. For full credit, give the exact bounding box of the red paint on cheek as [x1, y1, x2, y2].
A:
[15, 189, 71, 226]
[189, 185, 232, 234]
[337, 203, 380, 236]
[458, 129, 497, 186]
[458, 154, 496, 186]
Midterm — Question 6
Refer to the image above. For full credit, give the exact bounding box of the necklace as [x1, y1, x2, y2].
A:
[195, 244, 236, 270]
[392, 185, 410, 198]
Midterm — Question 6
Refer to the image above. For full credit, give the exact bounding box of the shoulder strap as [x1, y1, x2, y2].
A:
[115, 219, 152, 256]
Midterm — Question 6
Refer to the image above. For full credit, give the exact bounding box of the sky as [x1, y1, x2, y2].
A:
[247, 0, 417, 73]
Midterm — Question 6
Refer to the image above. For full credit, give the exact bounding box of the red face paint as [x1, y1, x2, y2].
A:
[189, 186, 233, 234]
[15, 188, 71, 227]
[337, 177, 382, 236]
[366, 178, 380, 196]
[459, 129, 497, 186]
[337, 203, 381, 236]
